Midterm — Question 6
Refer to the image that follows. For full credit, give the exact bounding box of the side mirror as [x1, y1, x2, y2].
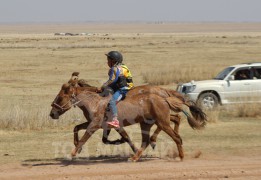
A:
[228, 75, 235, 81]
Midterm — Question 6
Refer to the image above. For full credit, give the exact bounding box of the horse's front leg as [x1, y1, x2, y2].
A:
[71, 122, 100, 157]
[130, 122, 153, 162]
[73, 122, 90, 147]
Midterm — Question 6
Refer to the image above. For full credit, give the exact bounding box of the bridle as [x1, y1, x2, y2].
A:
[51, 85, 95, 112]
[51, 86, 79, 112]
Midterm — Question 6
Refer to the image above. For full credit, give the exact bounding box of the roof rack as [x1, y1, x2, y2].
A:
[241, 62, 261, 65]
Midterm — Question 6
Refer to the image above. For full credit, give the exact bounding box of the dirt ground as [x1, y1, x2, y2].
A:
[1, 155, 261, 180]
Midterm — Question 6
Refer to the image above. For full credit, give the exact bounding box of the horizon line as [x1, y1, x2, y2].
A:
[1, 20, 261, 25]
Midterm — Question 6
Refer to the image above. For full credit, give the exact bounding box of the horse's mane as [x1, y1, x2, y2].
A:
[77, 89, 111, 110]
[78, 79, 93, 87]
[75, 79, 98, 93]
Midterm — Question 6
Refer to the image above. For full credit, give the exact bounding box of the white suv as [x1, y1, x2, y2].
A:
[176, 63, 261, 110]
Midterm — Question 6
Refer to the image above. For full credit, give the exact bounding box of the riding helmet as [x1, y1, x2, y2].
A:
[105, 51, 123, 63]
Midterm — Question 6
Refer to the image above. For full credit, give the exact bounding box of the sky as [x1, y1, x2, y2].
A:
[0, 0, 261, 23]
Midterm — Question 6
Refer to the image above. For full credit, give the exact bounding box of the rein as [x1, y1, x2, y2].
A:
[71, 93, 94, 107]
[51, 94, 76, 111]
[51, 87, 96, 112]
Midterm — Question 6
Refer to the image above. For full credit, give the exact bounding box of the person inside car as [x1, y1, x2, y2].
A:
[235, 69, 250, 80]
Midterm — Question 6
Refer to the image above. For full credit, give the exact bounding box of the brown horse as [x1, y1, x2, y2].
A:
[50, 79, 207, 161]
[72, 73, 206, 149]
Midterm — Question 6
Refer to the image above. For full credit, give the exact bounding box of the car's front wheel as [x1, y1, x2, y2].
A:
[197, 92, 219, 110]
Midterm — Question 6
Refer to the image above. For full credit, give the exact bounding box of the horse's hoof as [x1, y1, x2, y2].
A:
[78, 147, 82, 154]
[71, 149, 77, 157]
[66, 156, 73, 161]
[150, 142, 156, 149]
[175, 157, 183, 162]
[128, 157, 137, 162]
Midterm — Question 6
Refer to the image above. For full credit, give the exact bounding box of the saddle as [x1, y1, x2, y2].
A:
[77, 79, 127, 114]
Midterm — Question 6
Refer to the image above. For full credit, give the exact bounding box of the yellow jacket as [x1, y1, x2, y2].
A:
[120, 64, 134, 89]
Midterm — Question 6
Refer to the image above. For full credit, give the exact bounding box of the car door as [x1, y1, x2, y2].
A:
[249, 66, 261, 102]
[222, 68, 253, 103]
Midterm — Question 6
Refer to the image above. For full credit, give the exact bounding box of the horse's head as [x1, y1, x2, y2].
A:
[50, 73, 79, 119]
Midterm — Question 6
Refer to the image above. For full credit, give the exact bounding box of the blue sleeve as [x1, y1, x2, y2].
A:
[102, 67, 120, 88]
[111, 67, 120, 84]
[108, 68, 114, 80]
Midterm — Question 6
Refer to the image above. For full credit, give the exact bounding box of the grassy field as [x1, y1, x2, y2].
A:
[0, 23, 261, 165]
[1, 118, 260, 165]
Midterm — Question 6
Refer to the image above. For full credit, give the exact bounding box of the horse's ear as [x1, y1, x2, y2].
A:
[68, 72, 79, 86]
[71, 72, 79, 81]
[72, 72, 79, 77]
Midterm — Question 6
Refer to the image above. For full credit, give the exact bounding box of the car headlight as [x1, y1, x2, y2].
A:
[183, 85, 196, 94]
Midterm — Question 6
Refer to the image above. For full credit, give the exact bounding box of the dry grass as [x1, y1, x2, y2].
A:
[1, 23, 261, 130]
[1, 118, 260, 164]
[0, 23, 261, 165]
[0, 103, 86, 130]
[142, 64, 212, 85]
[227, 103, 261, 118]
[201, 103, 261, 124]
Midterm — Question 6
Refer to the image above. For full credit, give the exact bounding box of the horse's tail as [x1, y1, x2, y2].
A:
[165, 96, 207, 130]
[163, 88, 185, 102]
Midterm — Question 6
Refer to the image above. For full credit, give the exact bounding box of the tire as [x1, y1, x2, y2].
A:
[197, 92, 219, 110]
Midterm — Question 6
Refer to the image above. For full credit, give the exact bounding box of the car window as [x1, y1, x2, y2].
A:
[234, 68, 251, 80]
[214, 67, 235, 80]
[252, 67, 261, 79]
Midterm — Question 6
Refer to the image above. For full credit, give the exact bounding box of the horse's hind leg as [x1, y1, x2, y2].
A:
[102, 129, 112, 144]
[161, 125, 184, 160]
[102, 129, 127, 145]
[115, 128, 138, 153]
[149, 127, 161, 149]
[171, 114, 181, 134]
[149, 114, 181, 149]
[130, 122, 153, 162]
